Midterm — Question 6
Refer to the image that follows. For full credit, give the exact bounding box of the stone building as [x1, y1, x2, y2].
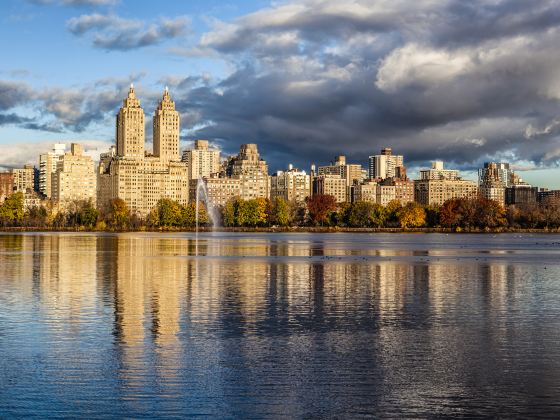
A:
[224, 144, 270, 200]
[97, 86, 190, 216]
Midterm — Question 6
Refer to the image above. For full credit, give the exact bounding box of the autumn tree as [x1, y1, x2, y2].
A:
[384, 200, 402, 227]
[475, 197, 506, 229]
[222, 198, 238, 227]
[306, 194, 337, 226]
[439, 198, 463, 228]
[398, 203, 426, 228]
[107, 198, 130, 230]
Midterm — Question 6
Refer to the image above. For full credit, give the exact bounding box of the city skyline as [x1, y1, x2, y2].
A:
[2, 1, 560, 188]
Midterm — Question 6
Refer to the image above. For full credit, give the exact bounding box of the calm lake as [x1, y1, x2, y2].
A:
[1, 232, 560, 418]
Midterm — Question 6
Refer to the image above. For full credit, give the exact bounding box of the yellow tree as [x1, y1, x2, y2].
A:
[398, 203, 426, 228]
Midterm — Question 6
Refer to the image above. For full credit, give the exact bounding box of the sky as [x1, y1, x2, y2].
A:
[1, 0, 560, 187]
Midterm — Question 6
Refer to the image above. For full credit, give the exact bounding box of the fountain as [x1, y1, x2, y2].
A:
[195, 178, 219, 233]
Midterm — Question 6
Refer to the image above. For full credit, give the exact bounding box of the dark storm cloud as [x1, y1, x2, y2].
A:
[167, 0, 560, 172]
[67, 14, 190, 50]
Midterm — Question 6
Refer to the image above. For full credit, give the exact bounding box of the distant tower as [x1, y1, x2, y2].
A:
[116, 84, 145, 158]
[153, 86, 180, 162]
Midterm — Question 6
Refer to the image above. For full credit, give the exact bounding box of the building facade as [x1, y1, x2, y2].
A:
[182, 140, 220, 180]
[270, 166, 311, 203]
[312, 175, 347, 203]
[39, 143, 66, 198]
[52, 143, 97, 206]
[190, 176, 241, 208]
[506, 185, 538, 205]
[0, 172, 14, 202]
[415, 161, 478, 206]
[368, 148, 403, 180]
[13, 165, 36, 194]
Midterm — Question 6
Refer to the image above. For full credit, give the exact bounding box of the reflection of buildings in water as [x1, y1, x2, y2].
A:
[29, 234, 98, 326]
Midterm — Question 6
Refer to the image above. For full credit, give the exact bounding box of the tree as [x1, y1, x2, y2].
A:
[440, 198, 462, 228]
[475, 198, 506, 229]
[0, 192, 24, 226]
[306, 194, 337, 226]
[398, 203, 426, 228]
[346, 201, 375, 227]
[270, 197, 290, 226]
[108, 198, 130, 230]
[384, 200, 402, 227]
[222, 199, 237, 227]
[157, 198, 184, 227]
[370, 203, 386, 227]
[77, 200, 99, 227]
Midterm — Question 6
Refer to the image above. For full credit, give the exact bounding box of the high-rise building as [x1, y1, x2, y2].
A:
[478, 162, 513, 187]
[415, 161, 478, 206]
[52, 143, 97, 206]
[13, 164, 36, 193]
[39, 143, 66, 198]
[97, 87, 190, 216]
[380, 177, 414, 205]
[153, 87, 180, 162]
[0, 172, 14, 202]
[368, 148, 404, 180]
[182, 140, 221, 180]
[225, 144, 270, 200]
[270, 165, 311, 203]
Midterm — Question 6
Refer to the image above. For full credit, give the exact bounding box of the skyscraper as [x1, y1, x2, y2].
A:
[52, 143, 97, 207]
[116, 85, 144, 159]
[368, 148, 404, 180]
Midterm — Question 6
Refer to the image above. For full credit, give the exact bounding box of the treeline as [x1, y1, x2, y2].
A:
[2, 191, 560, 231]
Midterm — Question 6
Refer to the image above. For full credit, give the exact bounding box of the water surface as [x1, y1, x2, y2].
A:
[1, 232, 560, 418]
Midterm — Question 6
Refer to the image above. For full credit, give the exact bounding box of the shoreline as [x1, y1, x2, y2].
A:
[1, 226, 559, 234]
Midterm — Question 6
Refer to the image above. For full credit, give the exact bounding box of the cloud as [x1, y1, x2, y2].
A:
[0, 140, 112, 170]
[67, 13, 190, 50]
[163, 0, 560, 173]
[27, 0, 118, 6]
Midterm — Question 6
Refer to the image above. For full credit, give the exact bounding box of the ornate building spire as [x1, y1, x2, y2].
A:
[117, 85, 145, 158]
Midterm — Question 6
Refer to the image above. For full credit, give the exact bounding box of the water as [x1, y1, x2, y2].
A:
[1, 232, 560, 418]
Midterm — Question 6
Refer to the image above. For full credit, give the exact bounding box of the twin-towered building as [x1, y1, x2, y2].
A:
[98, 85, 190, 215]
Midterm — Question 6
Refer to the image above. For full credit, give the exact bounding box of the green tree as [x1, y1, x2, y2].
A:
[77, 200, 99, 227]
[157, 198, 183, 227]
[270, 197, 290, 226]
[347, 201, 375, 227]
[0, 192, 24, 226]
[222, 199, 238, 227]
